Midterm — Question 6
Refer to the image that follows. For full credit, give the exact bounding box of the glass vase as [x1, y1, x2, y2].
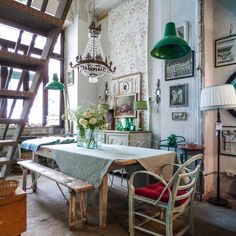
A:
[85, 128, 99, 149]
[77, 127, 86, 147]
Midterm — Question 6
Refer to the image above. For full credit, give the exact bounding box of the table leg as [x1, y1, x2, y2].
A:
[22, 168, 27, 191]
[99, 174, 108, 228]
[31, 153, 38, 192]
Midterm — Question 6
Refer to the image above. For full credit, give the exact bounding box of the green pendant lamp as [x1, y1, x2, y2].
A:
[44, 73, 65, 90]
[150, 22, 191, 60]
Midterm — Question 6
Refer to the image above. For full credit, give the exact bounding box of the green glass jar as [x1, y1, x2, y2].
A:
[124, 118, 130, 131]
[117, 120, 123, 131]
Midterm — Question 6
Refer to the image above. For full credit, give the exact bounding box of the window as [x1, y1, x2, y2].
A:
[0, 24, 64, 127]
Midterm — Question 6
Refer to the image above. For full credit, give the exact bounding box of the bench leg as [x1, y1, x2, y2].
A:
[22, 168, 27, 191]
[79, 192, 87, 223]
[69, 190, 78, 230]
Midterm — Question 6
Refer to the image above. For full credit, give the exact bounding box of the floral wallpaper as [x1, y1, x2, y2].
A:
[108, 0, 149, 130]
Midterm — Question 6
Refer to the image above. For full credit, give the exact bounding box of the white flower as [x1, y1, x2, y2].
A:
[79, 118, 88, 128]
[83, 111, 92, 118]
[89, 117, 97, 125]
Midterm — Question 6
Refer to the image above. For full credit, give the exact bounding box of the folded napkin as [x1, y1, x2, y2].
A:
[21, 136, 76, 151]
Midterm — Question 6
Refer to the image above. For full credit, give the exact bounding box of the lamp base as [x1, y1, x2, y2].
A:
[208, 197, 228, 207]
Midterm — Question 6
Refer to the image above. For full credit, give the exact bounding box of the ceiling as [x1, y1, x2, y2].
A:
[89, 0, 124, 17]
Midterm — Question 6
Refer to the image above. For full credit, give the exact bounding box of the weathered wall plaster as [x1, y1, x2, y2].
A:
[64, 0, 97, 112]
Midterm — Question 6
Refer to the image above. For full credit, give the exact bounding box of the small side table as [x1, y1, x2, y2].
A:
[177, 144, 205, 201]
[0, 188, 26, 236]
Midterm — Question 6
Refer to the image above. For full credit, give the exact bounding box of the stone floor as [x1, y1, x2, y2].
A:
[8, 174, 236, 236]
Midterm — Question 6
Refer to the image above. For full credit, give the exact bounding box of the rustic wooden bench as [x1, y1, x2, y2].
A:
[17, 160, 94, 230]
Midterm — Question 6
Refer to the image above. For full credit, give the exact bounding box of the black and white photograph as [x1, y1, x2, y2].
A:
[172, 112, 187, 121]
[165, 51, 194, 81]
[215, 34, 236, 67]
[176, 22, 189, 41]
[170, 84, 188, 107]
[226, 71, 236, 118]
[220, 126, 236, 156]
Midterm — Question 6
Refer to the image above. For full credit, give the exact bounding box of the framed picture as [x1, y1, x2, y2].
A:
[165, 51, 194, 81]
[176, 22, 189, 41]
[67, 69, 74, 86]
[215, 34, 236, 67]
[114, 93, 136, 118]
[170, 84, 188, 107]
[220, 126, 236, 156]
[226, 71, 236, 118]
[172, 112, 187, 121]
[112, 72, 141, 99]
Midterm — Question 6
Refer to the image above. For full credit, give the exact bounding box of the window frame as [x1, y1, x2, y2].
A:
[0, 31, 65, 128]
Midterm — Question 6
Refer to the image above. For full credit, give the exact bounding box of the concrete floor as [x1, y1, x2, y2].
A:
[9, 174, 236, 236]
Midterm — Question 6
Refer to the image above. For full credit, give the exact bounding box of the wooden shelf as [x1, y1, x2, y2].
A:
[0, 0, 63, 36]
[0, 89, 34, 99]
[0, 50, 45, 71]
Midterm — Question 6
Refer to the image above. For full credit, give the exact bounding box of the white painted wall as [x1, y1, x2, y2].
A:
[97, 17, 111, 105]
[203, 0, 236, 195]
[64, 1, 79, 111]
[64, 0, 97, 112]
[156, 0, 199, 144]
[148, 0, 162, 139]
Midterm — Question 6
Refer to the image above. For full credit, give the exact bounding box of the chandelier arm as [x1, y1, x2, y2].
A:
[70, 19, 116, 82]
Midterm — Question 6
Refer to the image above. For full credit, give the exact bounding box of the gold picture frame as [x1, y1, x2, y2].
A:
[114, 93, 137, 118]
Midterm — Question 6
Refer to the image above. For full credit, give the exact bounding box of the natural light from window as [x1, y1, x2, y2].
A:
[0, 24, 61, 126]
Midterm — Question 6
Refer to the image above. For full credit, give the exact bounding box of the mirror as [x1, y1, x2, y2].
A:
[226, 72, 236, 118]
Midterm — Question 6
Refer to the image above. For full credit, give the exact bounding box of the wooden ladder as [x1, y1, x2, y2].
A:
[0, 0, 72, 178]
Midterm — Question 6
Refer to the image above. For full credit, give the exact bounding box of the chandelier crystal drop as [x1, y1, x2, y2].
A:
[70, 21, 116, 82]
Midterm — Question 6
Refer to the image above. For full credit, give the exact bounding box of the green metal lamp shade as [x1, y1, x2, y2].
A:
[150, 22, 191, 60]
[44, 73, 65, 90]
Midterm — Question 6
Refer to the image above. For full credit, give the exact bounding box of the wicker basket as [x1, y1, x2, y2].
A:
[0, 180, 20, 198]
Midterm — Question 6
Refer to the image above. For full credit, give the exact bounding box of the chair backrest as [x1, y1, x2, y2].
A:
[160, 135, 185, 147]
[156, 154, 203, 209]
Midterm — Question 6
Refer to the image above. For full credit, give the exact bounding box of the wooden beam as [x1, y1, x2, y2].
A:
[42, 65, 48, 126]
[0, 38, 62, 60]
[60, 30, 65, 128]
[0, 140, 18, 147]
[0, 50, 45, 71]
[0, 0, 63, 37]
[0, 89, 34, 99]
[0, 118, 25, 125]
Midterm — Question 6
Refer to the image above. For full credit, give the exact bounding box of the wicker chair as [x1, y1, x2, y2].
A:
[129, 154, 203, 236]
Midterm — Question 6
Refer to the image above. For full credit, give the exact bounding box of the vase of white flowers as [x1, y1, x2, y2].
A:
[75, 104, 108, 149]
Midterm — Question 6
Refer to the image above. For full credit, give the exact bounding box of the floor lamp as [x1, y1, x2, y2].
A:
[200, 84, 236, 206]
[44, 73, 71, 134]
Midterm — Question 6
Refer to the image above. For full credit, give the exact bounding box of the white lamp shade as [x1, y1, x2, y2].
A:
[200, 84, 236, 111]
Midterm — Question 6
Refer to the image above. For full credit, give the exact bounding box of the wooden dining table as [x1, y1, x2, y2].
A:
[33, 143, 176, 228]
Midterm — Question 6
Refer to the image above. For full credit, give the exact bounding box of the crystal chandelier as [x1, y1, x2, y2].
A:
[70, 21, 116, 83]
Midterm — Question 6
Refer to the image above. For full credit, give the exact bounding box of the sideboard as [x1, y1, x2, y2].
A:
[101, 130, 152, 148]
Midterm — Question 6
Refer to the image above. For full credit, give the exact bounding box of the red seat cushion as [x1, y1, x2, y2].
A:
[135, 182, 188, 206]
